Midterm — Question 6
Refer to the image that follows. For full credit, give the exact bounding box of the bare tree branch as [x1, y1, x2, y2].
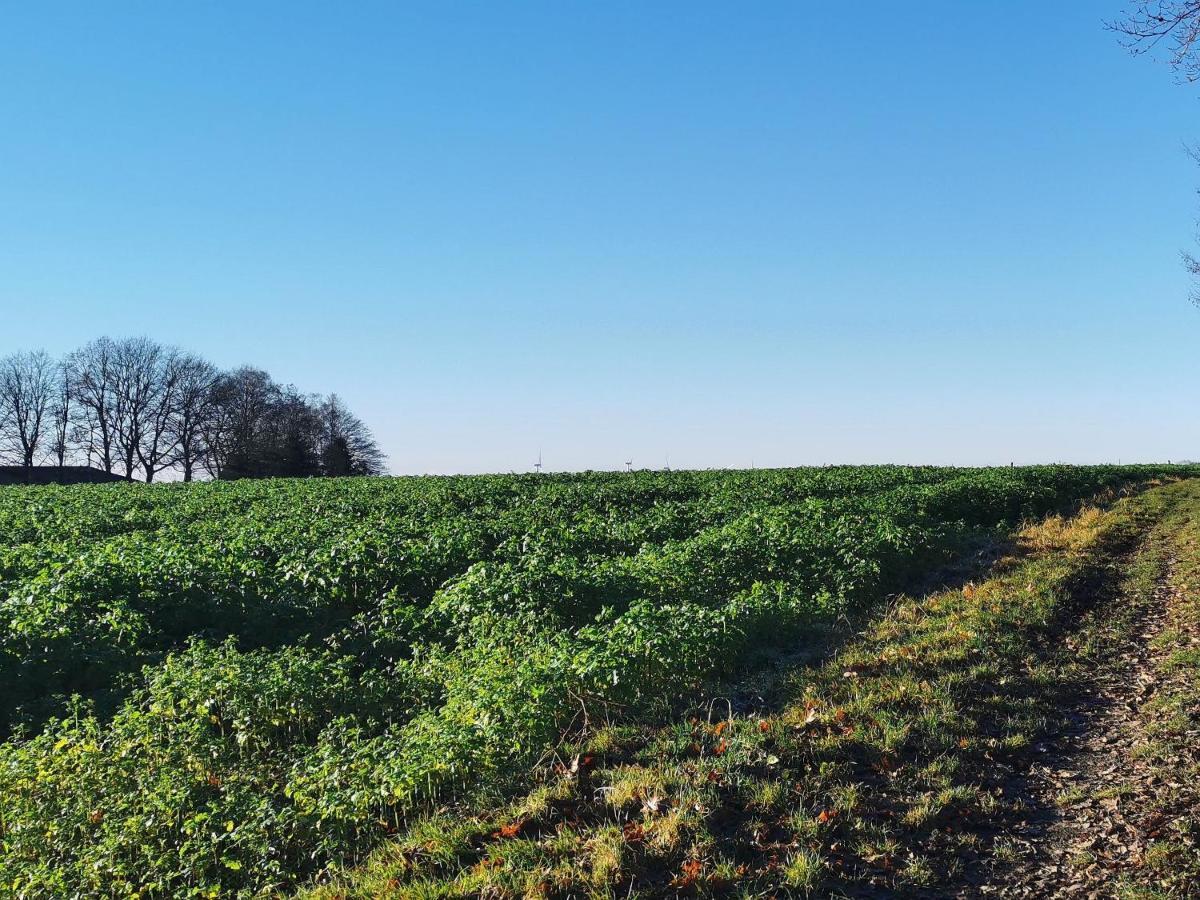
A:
[1110, 2, 1200, 80]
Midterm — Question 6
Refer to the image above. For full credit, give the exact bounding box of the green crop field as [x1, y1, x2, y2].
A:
[2, 465, 1199, 897]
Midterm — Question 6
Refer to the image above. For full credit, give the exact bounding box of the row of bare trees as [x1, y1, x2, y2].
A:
[0, 337, 385, 482]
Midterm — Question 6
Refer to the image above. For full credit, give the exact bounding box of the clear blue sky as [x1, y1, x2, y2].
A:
[2, 1, 1198, 473]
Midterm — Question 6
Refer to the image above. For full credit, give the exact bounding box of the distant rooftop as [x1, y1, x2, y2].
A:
[0, 466, 131, 486]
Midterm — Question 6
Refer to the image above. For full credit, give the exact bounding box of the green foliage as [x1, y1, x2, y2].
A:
[0, 464, 1194, 895]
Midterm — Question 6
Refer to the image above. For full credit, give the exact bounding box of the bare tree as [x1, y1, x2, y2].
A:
[1111, 2, 1200, 80]
[65, 337, 118, 474]
[135, 345, 185, 483]
[0, 350, 56, 470]
[318, 393, 386, 476]
[166, 354, 219, 482]
[109, 337, 166, 481]
[48, 360, 72, 468]
[202, 367, 279, 479]
[265, 387, 323, 477]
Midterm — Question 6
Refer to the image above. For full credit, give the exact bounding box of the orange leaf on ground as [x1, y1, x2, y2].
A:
[677, 858, 704, 887]
[492, 819, 526, 839]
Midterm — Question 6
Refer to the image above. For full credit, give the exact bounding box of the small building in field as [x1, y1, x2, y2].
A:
[0, 466, 131, 486]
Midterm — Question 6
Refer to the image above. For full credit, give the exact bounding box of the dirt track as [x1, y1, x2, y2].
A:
[975, 506, 1200, 898]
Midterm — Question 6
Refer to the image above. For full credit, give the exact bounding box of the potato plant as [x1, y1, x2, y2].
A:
[0, 464, 1193, 896]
